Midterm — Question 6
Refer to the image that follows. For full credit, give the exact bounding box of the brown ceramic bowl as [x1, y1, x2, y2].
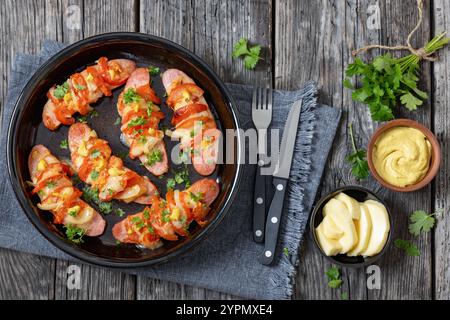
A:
[367, 119, 441, 192]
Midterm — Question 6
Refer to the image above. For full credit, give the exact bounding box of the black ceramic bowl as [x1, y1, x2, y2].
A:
[310, 186, 393, 268]
[7, 32, 242, 267]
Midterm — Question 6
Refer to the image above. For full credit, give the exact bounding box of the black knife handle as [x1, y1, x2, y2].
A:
[253, 161, 266, 242]
[260, 177, 288, 265]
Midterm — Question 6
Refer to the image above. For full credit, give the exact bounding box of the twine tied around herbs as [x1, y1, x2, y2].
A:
[352, 0, 437, 61]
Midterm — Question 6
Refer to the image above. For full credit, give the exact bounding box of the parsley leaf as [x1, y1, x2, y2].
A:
[127, 116, 147, 127]
[146, 149, 163, 166]
[64, 224, 86, 244]
[346, 123, 369, 180]
[394, 239, 420, 256]
[282, 247, 289, 257]
[232, 38, 262, 70]
[53, 82, 69, 99]
[325, 266, 343, 289]
[345, 32, 450, 121]
[98, 201, 113, 215]
[147, 66, 160, 75]
[123, 88, 141, 104]
[90, 170, 99, 181]
[409, 210, 436, 236]
[166, 178, 176, 190]
[60, 139, 68, 149]
[82, 186, 112, 214]
[115, 208, 125, 217]
[114, 117, 121, 125]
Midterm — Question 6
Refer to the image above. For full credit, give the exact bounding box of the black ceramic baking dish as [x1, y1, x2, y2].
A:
[7, 32, 242, 267]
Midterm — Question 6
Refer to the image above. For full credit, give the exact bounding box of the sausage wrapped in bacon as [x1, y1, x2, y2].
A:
[112, 178, 219, 248]
[161, 69, 221, 176]
[68, 123, 157, 205]
[43, 57, 136, 130]
[117, 68, 169, 176]
[28, 145, 106, 237]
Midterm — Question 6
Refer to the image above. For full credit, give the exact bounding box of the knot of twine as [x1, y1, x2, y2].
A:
[352, 0, 436, 61]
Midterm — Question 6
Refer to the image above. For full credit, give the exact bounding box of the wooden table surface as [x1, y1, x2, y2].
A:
[1, 0, 449, 300]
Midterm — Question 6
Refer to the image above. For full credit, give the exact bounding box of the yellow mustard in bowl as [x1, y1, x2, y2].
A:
[372, 126, 432, 188]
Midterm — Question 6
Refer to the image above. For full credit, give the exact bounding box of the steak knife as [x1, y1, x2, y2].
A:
[260, 98, 303, 265]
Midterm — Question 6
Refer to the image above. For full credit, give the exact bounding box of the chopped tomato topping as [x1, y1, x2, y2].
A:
[86, 65, 111, 96]
[175, 116, 216, 130]
[70, 73, 90, 115]
[136, 85, 161, 104]
[172, 103, 208, 126]
[166, 84, 204, 108]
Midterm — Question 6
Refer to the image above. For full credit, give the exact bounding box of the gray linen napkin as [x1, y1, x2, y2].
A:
[0, 41, 341, 300]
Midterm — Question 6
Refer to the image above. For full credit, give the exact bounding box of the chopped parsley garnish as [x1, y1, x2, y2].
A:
[82, 186, 112, 214]
[89, 110, 99, 118]
[123, 88, 141, 104]
[68, 207, 79, 217]
[60, 139, 69, 149]
[174, 166, 190, 187]
[146, 102, 154, 117]
[147, 66, 160, 75]
[46, 181, 57, 188]
[114, 117, 121, 125]
[64, 224, 86, 244]
[117, 151, 128, 160]
[147, 224, 154, 234]
[138, 136, 147, 144]
[90, 149, 101, 159]
[166, 178, 176, 190]
[143, 208, 150, 219]
[146, 149, 163, 166]
[98, 201, 113, 215]
[53, 82, 70, 99]
[115, 208, 125, 217]
[37, 190, 45, 197]
[189, 192, 203, 202]
[127, 116, 147, 127]
[71, 174, 81, 185]
[131, 216, 142, 224]
[90, 170, 99, 180]
[161, 209, 170, 223]
[74, 84, 86, 91]
[77, 115, 87, 123]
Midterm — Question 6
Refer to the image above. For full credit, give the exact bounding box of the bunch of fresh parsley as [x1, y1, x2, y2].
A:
[232, 38, 261, 70]
[345, 32, 449, 121]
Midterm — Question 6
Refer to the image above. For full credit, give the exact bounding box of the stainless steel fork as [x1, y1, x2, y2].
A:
[252, 86, 273, 243]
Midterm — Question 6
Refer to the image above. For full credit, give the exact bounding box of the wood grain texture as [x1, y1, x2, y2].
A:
[275, 0, 432, 299]
[138, 0, 272, 299]
[432, 0, 450, 300]
[0, 0, 62, 300]
[0, 0, 447, 300]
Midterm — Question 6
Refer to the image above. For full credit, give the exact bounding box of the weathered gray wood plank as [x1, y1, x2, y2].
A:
[0, 0, 63, 300]
[138, 0, 272, 299]
[52, 0, 139, 300]
[432, 0, 450, 300]
[276, 0, 432, 299]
